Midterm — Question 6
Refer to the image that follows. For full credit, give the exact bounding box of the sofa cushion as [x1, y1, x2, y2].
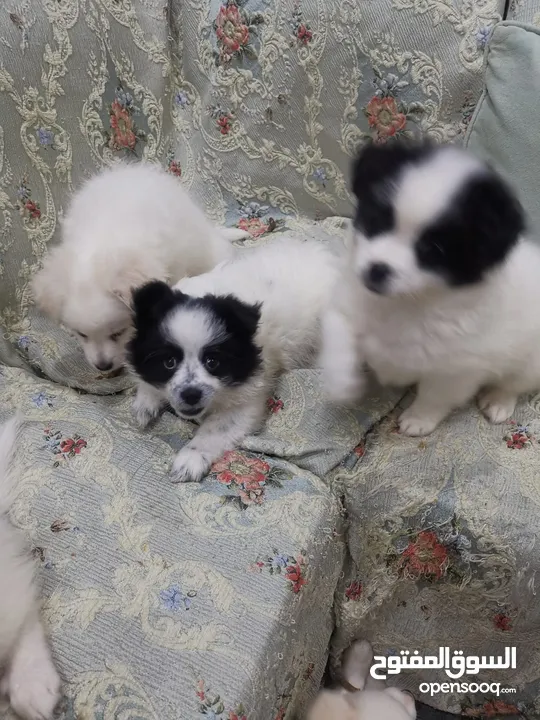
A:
[465, 21, 540, 238]
[332, 392, 540, 715]
[0, 365, 345, 720]
[242, 368, 400, 479]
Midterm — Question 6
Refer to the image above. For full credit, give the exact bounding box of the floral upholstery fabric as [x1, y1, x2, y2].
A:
[508, 0, 540, 23]
[332, 392, 540, 715]
[7, 0, 540, 718]
[0, 0, 504, 391]
[0, 365, 345, 720]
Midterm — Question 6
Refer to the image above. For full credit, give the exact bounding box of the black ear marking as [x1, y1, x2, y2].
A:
[206, 295, 262, 337]
[130, 281, 183, 324]
[350, 141, 432, 238]
[351, 141, 432, 200]
[468, 174, 525, 253]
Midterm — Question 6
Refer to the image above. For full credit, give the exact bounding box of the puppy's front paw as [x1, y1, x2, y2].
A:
[132, 394, 162, 428]
[398, 408, 440, 437]
[170, 447, 211, 483]
[6, 654, 60, 720]
[478, 389, 517, 424]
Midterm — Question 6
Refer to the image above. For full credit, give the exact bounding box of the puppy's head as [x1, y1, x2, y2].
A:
[350, 143, 524, 298]
[127, 281, 262, 419]
[32, 243, 164, 373]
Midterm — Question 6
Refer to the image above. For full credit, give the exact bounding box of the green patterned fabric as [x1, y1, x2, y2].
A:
[332, 392, 540, 716]
[0, 366, 344, 720]
[0, 0, 504, 391]
[6, 0, 538, 718]
[508, 0, 540, 23]
[465, 22, 540, 240]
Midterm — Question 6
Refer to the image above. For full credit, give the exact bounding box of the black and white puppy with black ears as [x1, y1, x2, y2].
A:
[127, 238, 339, 482]
[321, 141, 540, 436]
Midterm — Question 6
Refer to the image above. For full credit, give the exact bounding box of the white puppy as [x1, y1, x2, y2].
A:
[0, 417, 60, 719]
[32, 162, 248, 374]
[322, 142, 540, 436]
[308, 640, 416, 720]
[127, 238, 340, 482]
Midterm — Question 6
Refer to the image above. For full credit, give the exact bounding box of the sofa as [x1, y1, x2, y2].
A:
[1, 1, 540, 718]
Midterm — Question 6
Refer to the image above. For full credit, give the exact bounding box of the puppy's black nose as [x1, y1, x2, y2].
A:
[95, 360, 113, 372]
[363, 262, 393, 293]
[180, 387, 202, 406]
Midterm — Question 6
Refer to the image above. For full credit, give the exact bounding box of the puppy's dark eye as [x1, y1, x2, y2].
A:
[204, 354, 220, 372]
[76, 331, 88, 340]
[164, 357, 177, 371]
[109, 329, 126, 341]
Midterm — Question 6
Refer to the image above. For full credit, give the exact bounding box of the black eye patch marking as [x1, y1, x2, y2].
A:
[199, 338, 260, 385]
[414, 174, 524, 287]
[139, 346, 184, 386]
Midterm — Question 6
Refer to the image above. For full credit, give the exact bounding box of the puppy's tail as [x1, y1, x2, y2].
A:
[0, 414, 22, 514]
[220, 227, 251, 242]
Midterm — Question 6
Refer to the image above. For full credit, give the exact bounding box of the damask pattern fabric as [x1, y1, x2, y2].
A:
[0, 366, 345, 720]
[4, 1, 537, 718]
[508, 0, 540, 23]
[0, 0, 504, 391]
[173, 0, 505, 219]
[332, 391, 540, 715]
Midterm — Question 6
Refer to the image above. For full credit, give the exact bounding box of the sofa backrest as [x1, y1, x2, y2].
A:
[0, 0, 506, 389]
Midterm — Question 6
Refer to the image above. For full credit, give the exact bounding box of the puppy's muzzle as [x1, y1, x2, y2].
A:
[174, 386, 204, 418]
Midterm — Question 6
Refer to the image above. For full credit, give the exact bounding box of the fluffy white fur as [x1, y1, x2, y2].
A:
[133, 238, 340, 482]
[0, 417, 60, 719]
[322, 150, 540, 436]
[308, 640, 416, 720]
[32, 162, 248, 373]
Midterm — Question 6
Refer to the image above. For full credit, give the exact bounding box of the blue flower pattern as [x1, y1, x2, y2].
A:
[160, 584, 193, 611]
[32, 391, 54, 408]
[36, 128, 54, 146]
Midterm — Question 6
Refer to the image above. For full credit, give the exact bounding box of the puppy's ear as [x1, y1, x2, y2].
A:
[131, 280, 180, 325]
[31, 247, 68, 320]
[467, 174, 524, 263]
[384, 688, 416, 718]
[210, 295, 261, 337]
[341, 640, 373, 691]
[351, 142, 430, 199]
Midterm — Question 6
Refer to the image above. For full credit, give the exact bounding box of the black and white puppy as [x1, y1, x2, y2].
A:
[321, 142, 540, 436]
[127, 238, 339, 482]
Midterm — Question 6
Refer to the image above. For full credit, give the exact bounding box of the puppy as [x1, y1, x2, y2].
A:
[0, 417, 60, 719]
[308, 640, 416, 720]
[32, 162, 248, 374]
[127, 238, 339, 482]
[321, 142, 540, 436]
